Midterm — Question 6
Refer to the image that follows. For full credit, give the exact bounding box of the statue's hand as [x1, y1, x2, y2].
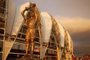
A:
[21, 7, 29, 20]
[24, 20, 28, 26]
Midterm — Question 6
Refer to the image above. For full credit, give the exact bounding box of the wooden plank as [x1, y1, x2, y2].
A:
[2, 40, 15, 60]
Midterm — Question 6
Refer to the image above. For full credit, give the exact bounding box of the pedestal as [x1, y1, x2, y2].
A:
[17, 55, 32, 60]
[17, 55, 40, 60]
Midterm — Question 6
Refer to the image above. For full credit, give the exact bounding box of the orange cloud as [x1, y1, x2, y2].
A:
[55, 17, 90, 34]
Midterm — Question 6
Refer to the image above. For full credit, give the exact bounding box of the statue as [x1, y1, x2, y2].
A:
[20, 2, 41, 60]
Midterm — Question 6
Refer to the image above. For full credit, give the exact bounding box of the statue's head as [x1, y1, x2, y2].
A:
[26, 2, 36, 20]
[20, 2, 37, 20]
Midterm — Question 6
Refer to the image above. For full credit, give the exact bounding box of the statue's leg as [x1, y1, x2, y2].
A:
[30, 29, 35, 57]
[25, 29, 31, 55]
[26, 41, 29, 55]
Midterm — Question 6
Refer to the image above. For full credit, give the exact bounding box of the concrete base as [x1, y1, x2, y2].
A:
[17, 55, 33, 60]
[17, 55, 40, 60]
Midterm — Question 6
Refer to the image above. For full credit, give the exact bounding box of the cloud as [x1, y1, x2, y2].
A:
[55, 17, 90, 34]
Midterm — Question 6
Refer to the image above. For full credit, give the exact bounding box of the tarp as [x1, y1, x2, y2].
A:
[6, 0, 30, 35]
[40, 12, 52, 59]
[2, 40, 15, 60]
[12, 2, 30, 35]
[52, 18, 65, 60]
[66, 31, 72, 51]
[56, 20, 65, 48]
[66, 31, 73, 60]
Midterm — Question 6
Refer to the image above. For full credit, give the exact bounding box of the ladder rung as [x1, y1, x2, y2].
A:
[16, 37, 25, 41]
[0, 28, 5, 30]
[0, 34, 4, 36]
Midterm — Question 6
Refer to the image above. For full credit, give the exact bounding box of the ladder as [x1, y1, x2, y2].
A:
[0, 0, 7, 60]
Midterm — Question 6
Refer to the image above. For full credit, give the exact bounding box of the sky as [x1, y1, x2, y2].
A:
[10, 0, 90, 56]
[17, 0, 90, 18]
[30, 0, 90, 19]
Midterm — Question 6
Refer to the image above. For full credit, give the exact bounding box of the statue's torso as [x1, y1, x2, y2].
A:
[26, 18, 37, 29]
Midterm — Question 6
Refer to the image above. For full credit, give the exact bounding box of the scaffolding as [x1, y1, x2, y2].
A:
[0, 0, 7, 60]
[0, 0, 73, 60]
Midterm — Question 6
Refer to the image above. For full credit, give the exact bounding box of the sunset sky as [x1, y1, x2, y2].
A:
[14, 0, 90, 18]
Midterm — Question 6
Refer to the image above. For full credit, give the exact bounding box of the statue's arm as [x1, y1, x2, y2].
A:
[21, 8, 26, 20]
[21, 7, 29, 20]
[21, 7, 29, 25]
